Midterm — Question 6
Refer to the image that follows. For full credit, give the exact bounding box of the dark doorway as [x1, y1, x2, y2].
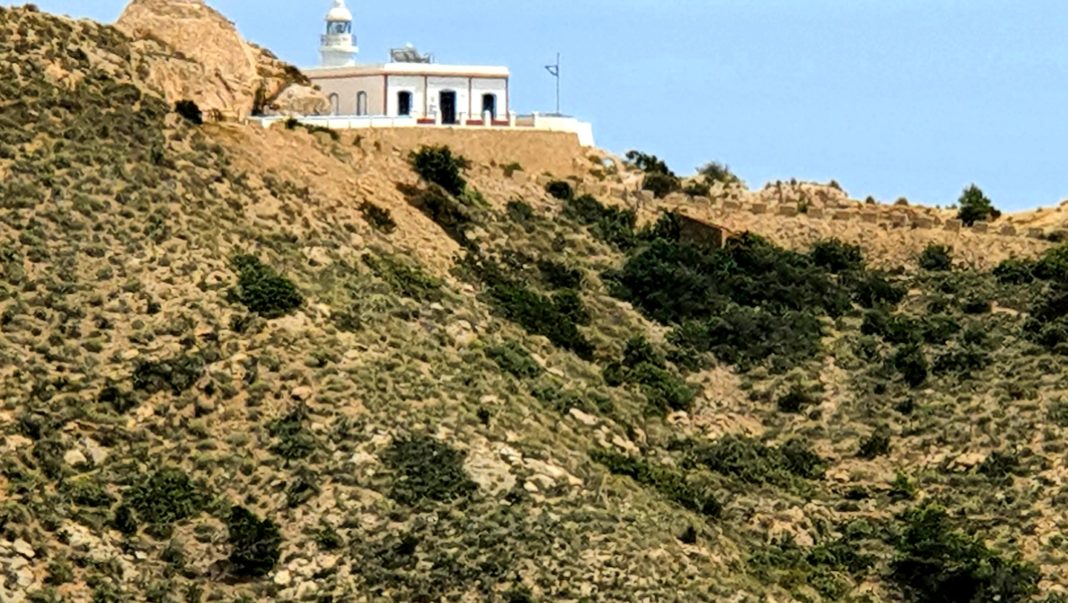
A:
[398, 91, 413, 116]
[440, 91, 457, 124]
[481, 94, 497, 120]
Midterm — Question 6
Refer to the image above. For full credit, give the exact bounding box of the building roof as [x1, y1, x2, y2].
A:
[305, 62, 510, 79]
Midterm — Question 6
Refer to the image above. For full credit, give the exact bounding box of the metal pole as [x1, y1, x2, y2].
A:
[556, 52, 561, 115]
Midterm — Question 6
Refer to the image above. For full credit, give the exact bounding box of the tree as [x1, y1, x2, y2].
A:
[698, 161, 739, 185]
[956, 184, 1000, 226]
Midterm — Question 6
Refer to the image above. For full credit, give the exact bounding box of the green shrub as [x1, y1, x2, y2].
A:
[809, 239, 864, 273]
[892, 344, 929, 388]
[1023, 286, 1068, 352]
[591, 448, 720, 517]
[125, 468, 203, 526]
[470, 257, 594, 359]
[406, 187, 473, 244]
[545, 180, 574, 200]
[131, 353, 204, 396]
[670, 306, 824, 372]
[956, 184, 1001, 226]
[890, 504, 1038, 603]
[994, 258, 1036, 285]
[687, 435, 825, 487]
[603, 336, 695, 414]
[845, 270, 906, 308]
[363, 253, 442, 302]
[562, 194, 637, 249]
[174, 100, 202, 125]
[776, 384, 817, 414]
[268, 405, 317, 460]
[409, 145, 467, 196]
[1034, 245, 1068, 283]
[681, 180, 711, 197]
[230, 254, 303, 318]
[857, 427, 891, 459]
[505, 199, 537, 229]
[919, 244, 953, 272]
[360, 202, 397, 233]
[227, 506, 282, 578]
[698, 161, 739, 185]
[537, 259, 583, 290]
[382, 435, 477, 505]
[486, 341, 542, 379]
[642, 172, 680, 199]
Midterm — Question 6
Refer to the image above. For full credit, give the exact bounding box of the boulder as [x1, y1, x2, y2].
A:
[116, 0, 326, 120]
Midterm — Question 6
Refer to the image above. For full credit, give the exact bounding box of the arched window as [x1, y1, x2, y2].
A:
[397, 91, 413, 116]
[481, 94, 497, 120]
[328, 93, 340, 116]
[356, 92, 368, 116]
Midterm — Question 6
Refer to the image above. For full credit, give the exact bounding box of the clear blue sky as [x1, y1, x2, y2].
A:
[8, 0, 1068, 210]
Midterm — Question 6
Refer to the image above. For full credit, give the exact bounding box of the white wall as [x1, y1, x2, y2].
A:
[312, 75, 384, 115]
[470, 78, 508, 121]
[385, 75, 425, 117]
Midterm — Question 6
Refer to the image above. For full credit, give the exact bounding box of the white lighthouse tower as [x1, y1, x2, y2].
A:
[319, 0, 358, 67]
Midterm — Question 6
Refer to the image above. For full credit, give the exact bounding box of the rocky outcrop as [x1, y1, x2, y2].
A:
[116, 0, 327, 120]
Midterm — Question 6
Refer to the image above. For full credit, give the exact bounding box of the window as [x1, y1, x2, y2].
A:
[328, 93, 340, 116]
[356, 92, 368, 116]
[327, 21, 351, 35]
[481, 94, 497, 120]
[397, 91, 413, 116]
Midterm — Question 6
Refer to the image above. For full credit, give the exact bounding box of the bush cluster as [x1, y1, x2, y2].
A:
[468, 256, 594, 359]
[485, 341, 542, 379]
[562, 194, 637, 249]
[625, 150, 680, 199]
[360, 202, 397, 234]
[919, 244, 953, 272]
[890, 504, 1038, 603]
[382, 435, 477, 505]
[363, 253, 442, 302]
[611, 231, 855, 371]
[603, 336, 695, 414]
[956, 184, 1001, 226]
[406, 187, 474, 245]
[132, 353, 204, 396]
[591, 448, 720, 517]
[409, 145, 467, 196]
[809, 239, 863, 273]
[684, 435, 825, 488]
[227, 506, 282, 577]
[125, 468, 203, 528]
[230, 254, 303, 318]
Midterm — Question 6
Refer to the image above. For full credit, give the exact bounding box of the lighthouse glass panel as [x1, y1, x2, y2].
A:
[327, 21, 351, 35]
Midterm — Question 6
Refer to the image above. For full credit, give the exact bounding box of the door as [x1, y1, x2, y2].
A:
[356, 92, 368, 116]
[398, 91, 412, 116]
[439, 91, 457, 124]
[481, 94, 497, 120]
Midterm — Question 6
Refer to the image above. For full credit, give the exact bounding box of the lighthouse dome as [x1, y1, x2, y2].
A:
[326, 0, 353, 23]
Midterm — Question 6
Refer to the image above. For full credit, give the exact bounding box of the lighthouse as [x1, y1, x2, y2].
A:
[319, 0, 358, 67]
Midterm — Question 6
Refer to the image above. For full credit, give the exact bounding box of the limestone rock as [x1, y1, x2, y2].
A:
[116, 0, 326, 120]
[266, 84, 331, 117]
[13, 538, 35, 559]
[63, 449, 89, 468]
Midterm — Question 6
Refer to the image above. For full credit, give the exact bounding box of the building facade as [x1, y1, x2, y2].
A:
[282, 1, 594, 147]
[305, 1, 509, 125]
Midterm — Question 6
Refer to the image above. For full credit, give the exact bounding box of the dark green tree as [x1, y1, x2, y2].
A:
[956, 184, 1000, 226]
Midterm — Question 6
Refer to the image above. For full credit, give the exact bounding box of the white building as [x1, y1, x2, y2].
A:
[284, 0, 595, 146]
[305, 0, 510, 126]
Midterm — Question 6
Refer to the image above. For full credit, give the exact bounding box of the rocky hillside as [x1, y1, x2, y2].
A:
[4, 4, 1068, 603]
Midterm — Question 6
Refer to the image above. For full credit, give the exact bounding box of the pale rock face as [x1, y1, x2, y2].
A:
[116, 0, 328, 120]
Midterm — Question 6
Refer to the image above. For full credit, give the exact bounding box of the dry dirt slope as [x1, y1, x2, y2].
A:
[5, 4, 1068, 603]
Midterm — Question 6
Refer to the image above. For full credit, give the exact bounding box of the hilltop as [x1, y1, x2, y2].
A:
[3, 3, 1068, 603]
